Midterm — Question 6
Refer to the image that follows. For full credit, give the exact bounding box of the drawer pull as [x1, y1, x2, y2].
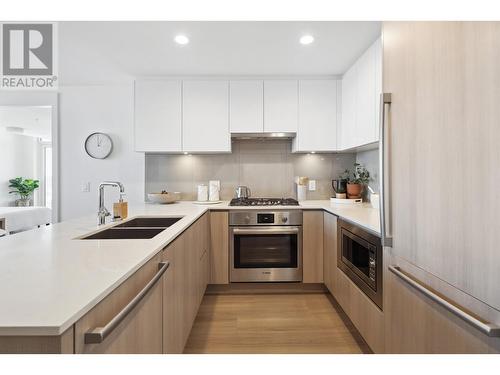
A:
[85, 261, 170, 344]
[389, 266, 500, 337]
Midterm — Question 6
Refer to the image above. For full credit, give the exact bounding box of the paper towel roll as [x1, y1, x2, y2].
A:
[197, 184, 208, 201]
[209, 180, 220, 201]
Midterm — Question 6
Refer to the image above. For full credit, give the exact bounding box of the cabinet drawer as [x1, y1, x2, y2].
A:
[335, 267, 384, 353]
[74, 254, 165, 354]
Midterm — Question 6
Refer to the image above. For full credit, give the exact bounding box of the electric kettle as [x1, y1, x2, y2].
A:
[235, 186, 251, 199]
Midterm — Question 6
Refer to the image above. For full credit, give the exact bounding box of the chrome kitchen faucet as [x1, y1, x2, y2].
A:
[98, 181, 125, 225]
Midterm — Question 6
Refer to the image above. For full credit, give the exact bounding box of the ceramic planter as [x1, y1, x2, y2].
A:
[15, 198, 32, 207]
[346, 183, 363, 199]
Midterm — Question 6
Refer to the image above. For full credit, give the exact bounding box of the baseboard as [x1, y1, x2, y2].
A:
[206, 282, 327, 295]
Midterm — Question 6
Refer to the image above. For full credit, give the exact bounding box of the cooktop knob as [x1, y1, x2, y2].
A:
[282, 216, 288, 223]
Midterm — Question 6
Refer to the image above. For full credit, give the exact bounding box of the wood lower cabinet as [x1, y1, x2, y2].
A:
[323, 211, 384, 353]
[0, 328, 74, 354]
[335, 267, 385, 353]
[323, 212, 337, 295]
[162, 213, 210, 353]
[303, 211, 324, 283]
[74, 254, 164, 354]
[1, 214, 210, 355]
[162, 233, 184, 354]
[210, 211, 229, 284]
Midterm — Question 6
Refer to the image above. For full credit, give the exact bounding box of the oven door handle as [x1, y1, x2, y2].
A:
[232, 227, 300, 235]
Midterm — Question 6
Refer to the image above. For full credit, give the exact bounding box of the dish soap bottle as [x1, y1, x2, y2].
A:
[113, 194, 128, 220]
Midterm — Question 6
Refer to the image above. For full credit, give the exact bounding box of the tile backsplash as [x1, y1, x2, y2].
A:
[355, 148, 379, 201]
[145, 140, 356, 201]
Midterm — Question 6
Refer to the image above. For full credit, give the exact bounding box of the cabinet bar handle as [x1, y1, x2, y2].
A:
[389, 265, 500, 337]
[379, 93, 393, 247]
[84, 261, 170, 344]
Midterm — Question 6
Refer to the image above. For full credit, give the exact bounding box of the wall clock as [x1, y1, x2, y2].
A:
[84, 132, 113, 159]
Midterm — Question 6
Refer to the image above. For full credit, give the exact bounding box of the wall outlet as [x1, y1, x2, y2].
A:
[308, 180, 316, 191]
[81, 182, 91, 193]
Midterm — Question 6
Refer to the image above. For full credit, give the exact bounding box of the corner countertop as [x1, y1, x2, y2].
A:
[0, 200, 379, 336]
[206, 200, 380, 237]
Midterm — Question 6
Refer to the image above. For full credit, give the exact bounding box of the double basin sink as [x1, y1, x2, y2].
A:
[82, 217, 183, 240]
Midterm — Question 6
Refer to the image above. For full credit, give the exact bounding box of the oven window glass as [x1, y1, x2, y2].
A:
[234, 233, 298, 268]
[342, 232, 371, 278]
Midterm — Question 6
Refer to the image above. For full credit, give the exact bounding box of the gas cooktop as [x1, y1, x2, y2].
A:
[229, 197, 300, 206]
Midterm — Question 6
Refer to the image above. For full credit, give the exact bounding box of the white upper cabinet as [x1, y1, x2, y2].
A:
[339, 37, 382, 150]
[263, 80, 298, 133]
[182, 81, 231, 153]
[229, 80, 264, 133]
[293, 80, 338, 152]
[355, 41, 377, 146]
[373, 37, 382, 140]
[134, 80, 182, 152]
[340, 67, 357, 150]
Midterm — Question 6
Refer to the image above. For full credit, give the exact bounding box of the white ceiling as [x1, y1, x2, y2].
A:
[0, 106, 52, 140]
[58, 21, 381, 83]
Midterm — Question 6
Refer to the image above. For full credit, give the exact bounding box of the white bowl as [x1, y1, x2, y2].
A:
[147, 192, 181, 204]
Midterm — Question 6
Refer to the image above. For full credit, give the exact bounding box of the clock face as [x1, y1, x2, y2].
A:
[84, 133, 113, 159]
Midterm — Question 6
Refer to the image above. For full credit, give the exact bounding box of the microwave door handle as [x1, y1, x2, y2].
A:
[379, 92, 393, 247]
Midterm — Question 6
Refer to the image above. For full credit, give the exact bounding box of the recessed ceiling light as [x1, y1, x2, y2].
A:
[174, 35, 189, 45]
[300, 35, 314, 45]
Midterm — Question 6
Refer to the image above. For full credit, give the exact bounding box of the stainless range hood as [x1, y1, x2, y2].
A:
[231, 132, 296, 140]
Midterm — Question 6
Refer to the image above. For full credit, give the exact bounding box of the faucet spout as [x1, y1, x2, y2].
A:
[98, 181, 125, 225]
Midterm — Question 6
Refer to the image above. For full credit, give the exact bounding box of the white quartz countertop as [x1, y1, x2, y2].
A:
[0, 200, 379, 336]
[207, 200, 380, 237]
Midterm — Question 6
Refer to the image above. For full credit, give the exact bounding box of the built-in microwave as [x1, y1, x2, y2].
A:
[337, 219, 383, 309]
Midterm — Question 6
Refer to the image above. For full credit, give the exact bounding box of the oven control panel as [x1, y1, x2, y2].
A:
[257, 213, 275, 224]
[229, 210, 302, 226]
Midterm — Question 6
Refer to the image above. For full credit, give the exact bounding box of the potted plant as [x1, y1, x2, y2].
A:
[8, 177, 40, 207]
[343, 163, 370, 199]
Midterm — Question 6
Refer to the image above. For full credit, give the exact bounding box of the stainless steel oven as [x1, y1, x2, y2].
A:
[337, 218, 383, 309]
[229, 211, 302, 282]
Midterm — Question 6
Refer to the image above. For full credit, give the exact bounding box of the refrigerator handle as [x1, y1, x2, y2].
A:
[379, 93, 393, 247]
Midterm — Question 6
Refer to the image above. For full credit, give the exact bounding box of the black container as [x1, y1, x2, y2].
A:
[332, 179, 348, 194]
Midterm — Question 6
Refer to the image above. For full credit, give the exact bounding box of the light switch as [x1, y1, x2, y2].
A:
[81, 182, 90, 192]
[308, 180, 316, 191]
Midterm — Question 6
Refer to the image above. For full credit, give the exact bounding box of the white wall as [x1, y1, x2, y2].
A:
[0, 129, 37, 206]
[59, 83, 144, 220]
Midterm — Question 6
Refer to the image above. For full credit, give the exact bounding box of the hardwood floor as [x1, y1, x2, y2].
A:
[183, 292, 371, 354]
